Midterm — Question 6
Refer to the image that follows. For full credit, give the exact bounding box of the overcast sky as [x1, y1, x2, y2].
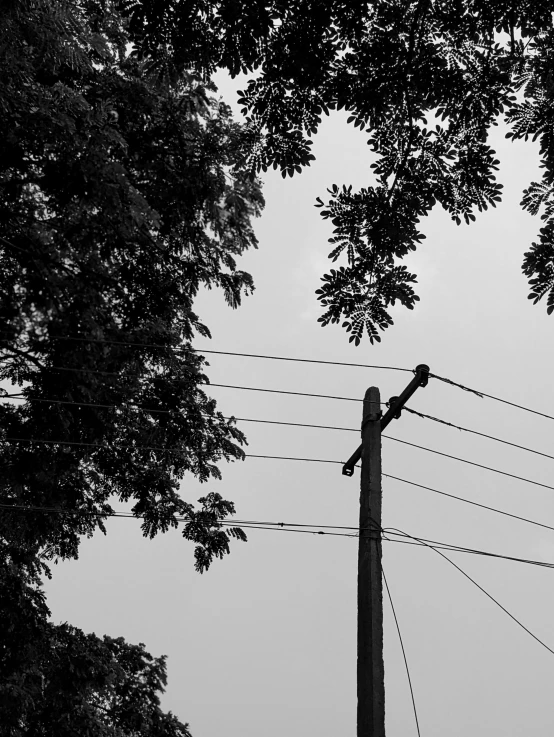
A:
[44, 72, 554, 737]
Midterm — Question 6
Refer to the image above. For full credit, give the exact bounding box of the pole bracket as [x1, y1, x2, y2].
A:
[342, 363, 429, 477]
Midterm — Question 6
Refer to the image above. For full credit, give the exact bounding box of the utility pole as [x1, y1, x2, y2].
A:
[343, 365, 430, 737]
[357, 386, 384, 737]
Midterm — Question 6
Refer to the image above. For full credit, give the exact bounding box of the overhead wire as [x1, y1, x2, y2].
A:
[0, 235, 26, 253]
[198, 349, 411, 373]
[3, 334, 554, 422]
[4, 502, 554, 571]
[0, 502, 357, 538]
[208, 383, 365, 403]
[3, 396, 553, 471]
[6, 221, 554, 694]
[388, 526, 554, 657]
[2, 394, 363, 430]
[5, 365, 554, 496]
[383, 473, 554, 534]
[224, 524, 356, 538]
[3, 431, 554, 496]
[382, 530, 554, 570]
[403, 406, 554, 462]
[383, 435, 554, 492]
[382, 566, 421, 737]
[0, 502, 359, 533]
[0, 336, 411, 373]
[245, 453, 344, 465]
[4, 342, 554, 552]
[0, 437, 348, 464]
[5, 346, 554, 725]
[3, 378, 367, 404]
[5, 458, 554, 545]
[430, 372, 554, 422]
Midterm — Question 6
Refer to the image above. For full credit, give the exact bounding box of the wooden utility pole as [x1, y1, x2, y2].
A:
[343, 365, 430, 737]
[357, 386, 384, 737]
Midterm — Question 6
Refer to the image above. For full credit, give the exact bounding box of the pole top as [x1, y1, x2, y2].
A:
[342, 362, 430, 477]
[363, 385, 381, 400]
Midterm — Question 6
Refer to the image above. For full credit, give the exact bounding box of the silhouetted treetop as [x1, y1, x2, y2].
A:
[126, 0, 554, 342]
[0, 558, 192, 736]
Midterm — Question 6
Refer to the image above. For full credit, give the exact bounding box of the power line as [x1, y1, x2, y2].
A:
[220, 520, 357, 533]
[199, 349, 411, 372]
[0, 502, 360, 532]
[0, 336, 412, 373]
[389, 526, 554, 657]
[5, 500, 554, 570]
[244, 454, 344, 465]
[383, 473, 554, 534]
[6, 420, 554, 502]
[1, 437, 346, 465]
[387, 537, 554, 569]
[4, 430, 554, 496]
[431, 372, 554, 423]
[0, 502, 359, 538]
[226, 524, 356, 538]
[404, 406, 554, 462]
[208, 383, 365, 403]
[2, 436, 209, 455]
[3, 394, 364, 431]
[5, 498, 554, 570]
[6, 395, 554, 469]
[4, 394, 181, 416]
[4, 377, 367, 404]
[383, 435, 554, 492]
[4, 335, 554, 424]
[6, 468, 554, 541]
[475, 388, 554, 422]
[0, 502, 358, 533]
[382, 566, 421, 737]
[0, 235, 26, 253]
[383, 531, 554, 570]
[428, 372, 484, 398]
[227, 417, 357, 432]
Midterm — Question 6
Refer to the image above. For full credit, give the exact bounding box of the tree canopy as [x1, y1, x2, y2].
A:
[126, 0, 554, 343]
[0, 0, 264, 576]
[1, 1, 267, 731]
[1, 557, 191, 736]
[4, 1, 554, 730]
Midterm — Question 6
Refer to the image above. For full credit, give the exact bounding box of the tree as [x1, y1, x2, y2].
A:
[125, 0, 554, 343]
[0, 559, 191, 736]
[0, 0, 264, 574]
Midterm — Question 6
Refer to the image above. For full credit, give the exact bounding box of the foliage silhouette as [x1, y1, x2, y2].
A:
[0, 0, 264, 576]
[125, 0, 554, 341]
[0, 558, 191, 736]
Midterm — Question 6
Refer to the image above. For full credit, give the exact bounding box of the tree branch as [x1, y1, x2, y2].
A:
[0, 346, 46, 370]
[387, 0, 430, 203]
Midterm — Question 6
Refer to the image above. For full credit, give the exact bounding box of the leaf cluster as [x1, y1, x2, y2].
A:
[0, 0, 264, 578]
[126, 0, 554, 338]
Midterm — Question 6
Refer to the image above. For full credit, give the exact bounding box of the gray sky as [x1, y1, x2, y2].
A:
[44, 72, 554, 737]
